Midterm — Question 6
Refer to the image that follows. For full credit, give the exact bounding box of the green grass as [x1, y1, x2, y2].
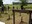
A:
[4, 4, 32, 10]
[0, 4, 31, 24]
[24, 4, 32, 9]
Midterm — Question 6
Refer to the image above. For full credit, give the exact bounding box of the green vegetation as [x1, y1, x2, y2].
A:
[4, 4, 32, 9]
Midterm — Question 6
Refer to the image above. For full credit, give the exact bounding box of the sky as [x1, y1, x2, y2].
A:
[3, 0, 13, 4]
[3, 0, 32, 4]
[3, 0, 20, 4]
[28, 0, 32, 3]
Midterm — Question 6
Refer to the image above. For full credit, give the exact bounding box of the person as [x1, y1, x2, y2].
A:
[13, 6, 14, 10]
[1, 5, 4, 13]
[8, 6, 9, 11]
[21, 5, 24, 10]
[21, 5, 25, 10]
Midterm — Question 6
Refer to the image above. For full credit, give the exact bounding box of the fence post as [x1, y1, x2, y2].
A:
[29, 12, 31, 24]
[13, 6, 15, 24]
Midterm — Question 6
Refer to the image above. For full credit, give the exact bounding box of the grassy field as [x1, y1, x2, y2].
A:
[0, 9, 29, 24]
[0, 4, 32, 24]
[3, 4, 32, 10]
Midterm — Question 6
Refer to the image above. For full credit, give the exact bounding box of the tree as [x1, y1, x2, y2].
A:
[0, 0, 3, 6]
[20, 0, 27, 10]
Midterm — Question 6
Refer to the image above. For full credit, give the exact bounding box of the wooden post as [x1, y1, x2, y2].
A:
[29, 13, 31, 24]
[13, 6, 15, 24]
